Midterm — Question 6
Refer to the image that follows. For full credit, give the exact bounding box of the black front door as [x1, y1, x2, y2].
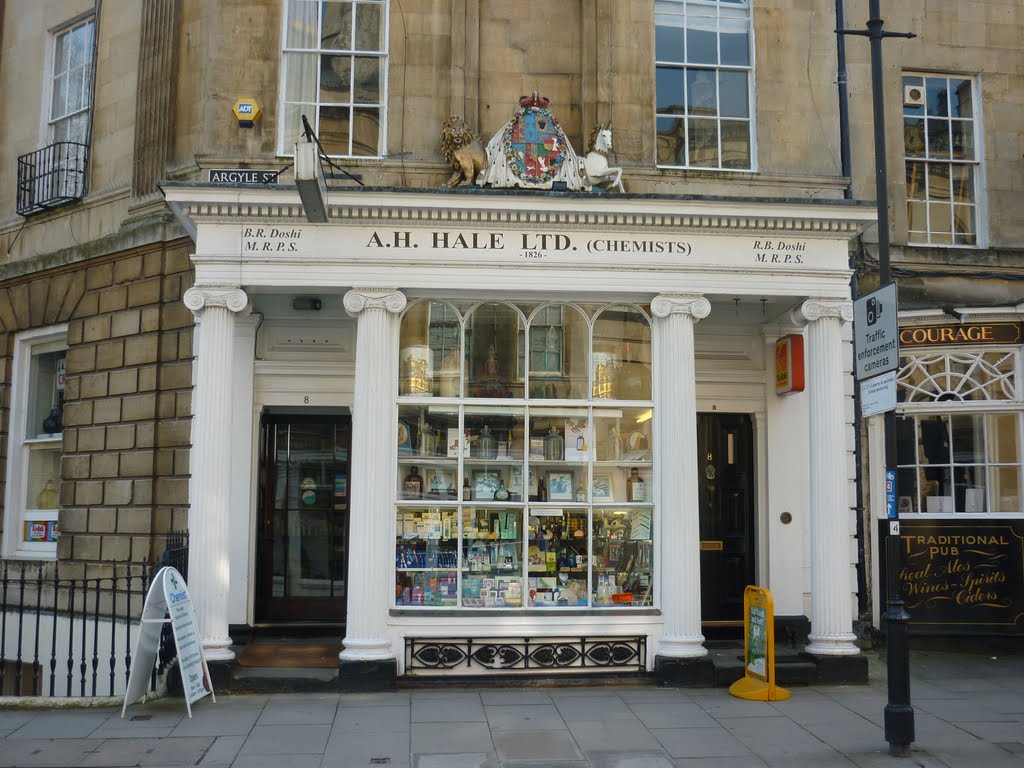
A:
[698, 413, 755, 625]
[256, 412, 351, 623]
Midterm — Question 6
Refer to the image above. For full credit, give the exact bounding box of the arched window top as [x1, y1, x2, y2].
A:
[897, 350, 1018, 403]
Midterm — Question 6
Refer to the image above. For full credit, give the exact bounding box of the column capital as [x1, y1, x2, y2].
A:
[343, 289, 407, 316]
[183, 286, 249, 316]
[797, 298, 853, 325]
[651, 295, 711, 320]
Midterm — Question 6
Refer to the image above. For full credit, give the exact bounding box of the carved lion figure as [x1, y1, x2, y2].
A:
[440, 115, 486, 187]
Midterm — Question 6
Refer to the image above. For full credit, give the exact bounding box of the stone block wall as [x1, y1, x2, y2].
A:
[0, 240, 194, 580]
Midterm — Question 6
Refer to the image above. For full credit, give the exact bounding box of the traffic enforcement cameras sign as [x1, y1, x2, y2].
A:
[854, 283, 899, 381]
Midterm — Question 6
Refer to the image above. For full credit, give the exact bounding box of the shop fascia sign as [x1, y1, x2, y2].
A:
[899, 321, 1022, 348]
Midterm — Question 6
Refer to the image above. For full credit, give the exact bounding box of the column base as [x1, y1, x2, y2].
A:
[339, 658, 398, 693]
[805, 652, 869, 685]
[654, 654, 715, 687]
[805, 633, 859, 657]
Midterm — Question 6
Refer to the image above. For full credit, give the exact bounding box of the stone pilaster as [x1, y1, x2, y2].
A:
[340, 289, 407, 691]
[132, 0, 179, 203]
[798, 299, 860, 656]
[651, 295, 712, 683]
[183, 286, 249, 661]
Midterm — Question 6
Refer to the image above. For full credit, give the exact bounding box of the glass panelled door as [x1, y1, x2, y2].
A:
[257, 413, 351, 622]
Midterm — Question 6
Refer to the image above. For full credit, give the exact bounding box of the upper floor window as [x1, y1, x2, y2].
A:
[2, 326, 67, 559]
[655, 0, 754, 170]
[280, 0, 388, 157]
[903, 74, 982, 247]
[49, 17, 95, 144]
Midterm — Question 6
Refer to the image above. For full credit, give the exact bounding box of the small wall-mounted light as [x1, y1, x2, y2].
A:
[292, 296, 322, 311]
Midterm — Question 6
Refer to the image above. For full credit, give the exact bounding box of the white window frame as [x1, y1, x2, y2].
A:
[278, 0, 390, 158]
[902, 72, 986, 248]
[42, 14, 96, 146]
[2, 325, 68, 560]
[654, 0, 757, 171]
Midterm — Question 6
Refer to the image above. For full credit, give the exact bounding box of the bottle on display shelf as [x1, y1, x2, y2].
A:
[462, 477, 472, 500]
[403, 466, 424, 498]
[626, 467, 646, 502]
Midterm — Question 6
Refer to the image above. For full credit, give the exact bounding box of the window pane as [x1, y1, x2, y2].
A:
[954, 205, 975, 239]
[929, 202, 952, 235]
[905, 161, 925, 199]
[320, 55, 352, 103]
[67, 65, 86, 113]
[688, 118, 719, 167]
[955, 465, 986, 513]
[719, 70, 748, 117]
[925, 77, 948, 116]
[51, 73, 67, 119]
[528, 305, 588, 400]
[353, 56, 381, 103]
[27, 447, 61, 513]
[896, 416, 917, 464]
[592, 306, 652, 401]
[951, 120, 974, 160]
[903, 118, 925, 157]
[465, 303, 525, 399]
[949, 78, 972, 118]
[992, 467, 1020, 513]
[351, 107, 380, 155]
[920, 416, 950, 464]
[29, 349, 66, 439]
[282, 102, 314, 147]
[720, 120, 750, 168]
[656, 67, 685, 114]
[655, 12, 685, 63]
[354, 2, 385, 51]
[321, 1, 353, 49]
[988, 414, 1018, 464]
[896, 468, 918, 513]
[927, 118, 950, 158]
[719, 10, 749, 66]
[283, 52, 319, 103]
[951, 164, 974, 203]
[286, 0, 320, 48]
[920, 466, 952, 509]
[927, 163, 950, 200]
[656, 117, 686, 165]
[318, 104, 351, 153]
[687, 69, 717, 115]
[951, 414, 984, 464]
[686, 11, 718, 64]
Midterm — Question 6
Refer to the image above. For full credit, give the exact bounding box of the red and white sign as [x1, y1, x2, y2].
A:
[775, 334, 805, 396]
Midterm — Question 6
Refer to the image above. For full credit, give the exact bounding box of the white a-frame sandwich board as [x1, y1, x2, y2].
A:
[122, 566, 215, 718]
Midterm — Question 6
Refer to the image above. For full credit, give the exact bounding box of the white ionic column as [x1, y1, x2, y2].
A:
[652, 295, 710, 659]
[798, 299, 860, 656]
[341, 289, 407, 662]
[183, 286, 250, 661]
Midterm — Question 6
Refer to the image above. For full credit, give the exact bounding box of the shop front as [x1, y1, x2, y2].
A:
[871, 312, 1024, 636]
[163, 183, 873, 688]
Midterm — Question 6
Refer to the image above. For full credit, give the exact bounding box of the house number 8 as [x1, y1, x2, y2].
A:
[304, 396, 309, 403]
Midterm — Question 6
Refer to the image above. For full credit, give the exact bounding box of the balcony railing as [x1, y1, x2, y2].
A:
[16, 142, 89, 217]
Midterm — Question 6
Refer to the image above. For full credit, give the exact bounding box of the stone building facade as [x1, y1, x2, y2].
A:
[0, 0, 1021, 693]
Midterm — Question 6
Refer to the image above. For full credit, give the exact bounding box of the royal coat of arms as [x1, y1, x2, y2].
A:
[479, 93, 586, 190]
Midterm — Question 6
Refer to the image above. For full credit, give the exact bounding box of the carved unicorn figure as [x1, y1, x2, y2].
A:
[582, 123, 624, 192]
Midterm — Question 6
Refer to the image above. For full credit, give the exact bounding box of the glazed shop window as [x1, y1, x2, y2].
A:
[895, 414, 1020, 515]
[2, 326, 67, 558]
[903, 74, 982, 246]
[655, 0, 754, 170]
[280, 0, 388, 156]
[395, 301, 654, 609]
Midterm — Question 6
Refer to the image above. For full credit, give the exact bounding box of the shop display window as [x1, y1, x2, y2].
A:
[395, 301, 655, 608]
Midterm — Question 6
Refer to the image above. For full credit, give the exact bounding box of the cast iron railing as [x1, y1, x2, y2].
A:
[0, 532, 189, 698]
[16, 141, 89, 216]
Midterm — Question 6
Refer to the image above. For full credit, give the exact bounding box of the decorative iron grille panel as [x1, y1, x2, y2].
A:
[16, 142, 89, 216]
[405, 635, 646, 675]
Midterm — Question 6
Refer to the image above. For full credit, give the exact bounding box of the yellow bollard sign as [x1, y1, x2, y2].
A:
[729, 585, 791, 701]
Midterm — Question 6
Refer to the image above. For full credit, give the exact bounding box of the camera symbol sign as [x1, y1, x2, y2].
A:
[854, 283, 899, 381]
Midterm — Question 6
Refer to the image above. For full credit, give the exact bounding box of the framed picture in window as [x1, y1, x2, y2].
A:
[546, 471, 574, 502]
[592, 474, 613, 501]
[473, 471, 501, 501]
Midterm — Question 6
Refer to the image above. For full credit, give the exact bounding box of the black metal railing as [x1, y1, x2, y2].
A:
[16, 142, 89, 216]
[0, 531, 189, 699]
[406, 635, 647, 675]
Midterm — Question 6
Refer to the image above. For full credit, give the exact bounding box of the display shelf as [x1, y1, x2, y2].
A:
[591, 507, 653, 606]
[461, 507, 524, 607]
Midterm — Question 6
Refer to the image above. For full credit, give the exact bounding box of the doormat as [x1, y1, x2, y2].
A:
[236, 639, 340, 669]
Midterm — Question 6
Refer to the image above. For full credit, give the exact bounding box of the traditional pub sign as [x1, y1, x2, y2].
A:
[899, 322, 1023, 348]
[878, 518, 1024, 635]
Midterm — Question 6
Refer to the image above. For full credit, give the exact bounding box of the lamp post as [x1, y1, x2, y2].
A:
[837, 0, 916, 757]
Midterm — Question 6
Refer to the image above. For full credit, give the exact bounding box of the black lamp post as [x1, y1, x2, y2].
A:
[837, 0, 917, 757]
